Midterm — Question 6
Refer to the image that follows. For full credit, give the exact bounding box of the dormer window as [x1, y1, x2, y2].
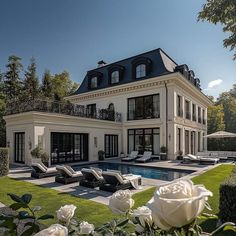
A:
[111, 71, 119, 84]
[132, 57, 152, 80]
[90, 77, 98, 89]
[136, 64, 146, 79]
[87, 71, 103, 90]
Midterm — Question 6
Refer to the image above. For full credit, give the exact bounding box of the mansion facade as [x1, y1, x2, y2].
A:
[4, 48, 212, 165]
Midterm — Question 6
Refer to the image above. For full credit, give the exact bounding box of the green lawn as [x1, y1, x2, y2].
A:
[0, 164, 234, 234]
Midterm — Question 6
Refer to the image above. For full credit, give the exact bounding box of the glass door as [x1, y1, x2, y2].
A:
[105, 135, 118, 158]
[14, 132, 25, 163]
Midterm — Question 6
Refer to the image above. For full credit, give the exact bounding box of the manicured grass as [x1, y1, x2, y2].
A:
[0, 164, 234, 235]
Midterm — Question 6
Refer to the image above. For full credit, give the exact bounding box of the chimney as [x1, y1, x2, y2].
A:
[97, 60, 107, 68]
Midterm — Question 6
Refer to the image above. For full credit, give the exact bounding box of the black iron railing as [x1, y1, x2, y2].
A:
[127, 110, 160, 120]
[5, 99, 122, 122]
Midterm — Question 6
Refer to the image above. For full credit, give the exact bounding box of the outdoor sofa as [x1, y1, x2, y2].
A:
[55, 165, 83, 184]
[135, 151, 152, 163]
[80, 168, 104, 188]
[121, 151, 139, 161]
[182, 154, 219, 165]
[31, 163, 58, 178]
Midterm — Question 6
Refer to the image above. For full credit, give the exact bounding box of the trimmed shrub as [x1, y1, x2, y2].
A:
[219, 166, 236, 223]
[0, 148, 9, 176]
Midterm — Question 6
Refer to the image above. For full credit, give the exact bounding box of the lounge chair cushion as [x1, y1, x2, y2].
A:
[65, 165, 77, 174]
[57, 166, 81, 177]
[81, 168, 103, 180]
[107, 169, 125, 179]
[187, 154, 199, 160]
[90, 167, 102, 177]
[32, 163, 47, 172]
[103, 171, 129, 184]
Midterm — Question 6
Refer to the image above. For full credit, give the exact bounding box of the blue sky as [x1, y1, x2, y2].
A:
[0, 0, 235, 98]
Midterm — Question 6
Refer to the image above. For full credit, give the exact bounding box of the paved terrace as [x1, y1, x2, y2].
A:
[6, 160, 219, 205]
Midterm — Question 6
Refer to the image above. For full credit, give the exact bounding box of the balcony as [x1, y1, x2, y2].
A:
[5, 99, 122, 122]
[127, 110, 160, 121]
[185, 111, 191, 120]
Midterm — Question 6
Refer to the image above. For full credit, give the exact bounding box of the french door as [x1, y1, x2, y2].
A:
[105, 135, 118, 158]
[14, 132, 25, 163]
[51, 132, 88, 164]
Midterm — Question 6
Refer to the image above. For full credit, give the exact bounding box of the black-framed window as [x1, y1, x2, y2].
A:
[136, 64, 146, 78]
[185, 100, 190, 119]
[198, 107, 202, 123]
[128, 94, 160, 120]
[14, 132, 25, 163]
[202, 109, 206, 124]
[192, 103, 196, 121]
[87, 71, 102, 90]
[132, 57, 152, 79]
[177, 128, 181, 152]
[111, 71, 119, 84]
[105, 134, 118, 158]
[128, 128, 160, 155]
[87, 104, 96, 118]
[51, 132, 88, 164]
[185, 130, 189, 154]
[177, 95, 183, 117]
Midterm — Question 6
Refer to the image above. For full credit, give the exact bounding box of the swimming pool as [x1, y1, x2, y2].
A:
[74, 162, 194, 181]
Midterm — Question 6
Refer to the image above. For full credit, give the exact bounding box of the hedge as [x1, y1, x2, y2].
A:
[219, 166, 236, 223]
[0, 148, 9, 177]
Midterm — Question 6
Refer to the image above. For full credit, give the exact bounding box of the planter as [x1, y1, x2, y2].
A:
[160, 153, 167, 160]
[177, 155, 183, 161]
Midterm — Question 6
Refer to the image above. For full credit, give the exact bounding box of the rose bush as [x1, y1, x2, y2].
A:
[57, 205, 77, 225]
[109, 189, 134, 214]
[147, 179, 213, 230]
[35, 224, 68, 236]
[132, 206, 153, 228]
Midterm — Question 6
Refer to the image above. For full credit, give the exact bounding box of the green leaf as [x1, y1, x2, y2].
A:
[7, 193, 24, 203]
[37, 214, 54, 220]
[18, 211, 35, 220]
[117, 219, 129, 227]
[21, 194, 32, 204]
[224, 225, 236, 232]
[20, 226, 35, 236]
[9, 202, 25, 210]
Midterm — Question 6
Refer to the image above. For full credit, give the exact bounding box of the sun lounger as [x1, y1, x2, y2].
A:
[80, 168, 104, 188]
[31, 163, 57, 178]
[135, 151, 152, 163]
[55, 165, 83, 184]
[121, 151, 138, 161]
[100, 171, 133, 192]
[183, 154, 219, 165]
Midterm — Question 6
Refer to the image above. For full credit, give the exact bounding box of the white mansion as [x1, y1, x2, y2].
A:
[4, 48, 212, 165]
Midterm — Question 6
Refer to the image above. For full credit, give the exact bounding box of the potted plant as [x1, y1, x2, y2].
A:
[41, 152, 50, 167]
[177, 150, 183, 160]
[120, 152, 125, 158]
[160, 146, 167, 160]
[31, 146, 43, 163]
[98, 150, 105, 161]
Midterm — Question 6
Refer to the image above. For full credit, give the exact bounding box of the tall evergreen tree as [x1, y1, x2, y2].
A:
[4, 55, 23, 101]
[0, 71, 6, 147]
[41, 70, 53, 99]
[23, 57, 40, 100]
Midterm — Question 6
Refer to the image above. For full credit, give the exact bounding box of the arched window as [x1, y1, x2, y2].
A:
[136, 64, 146, 78]
[90, 76, 98, 89]
[111, 71, 119, 84]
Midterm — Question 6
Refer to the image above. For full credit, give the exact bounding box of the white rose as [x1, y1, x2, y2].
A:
[147, 179, 213, 230]
[79, 221, 95, 235]
[132, 206, 152, 227]
[56, 204, 77, 224]
[109, 190, 134, 214]
[35, 224, 68, 236]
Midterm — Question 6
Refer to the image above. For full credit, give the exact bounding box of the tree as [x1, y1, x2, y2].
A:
[230, 84, 236, 98]
[198, 0, 236, 60]
[52, 71, 78, 101]
[23, 57, 40, 100]
[4, 55, 23, 101]
[0, 71, 6, 147]
[41, 70, 53, 99]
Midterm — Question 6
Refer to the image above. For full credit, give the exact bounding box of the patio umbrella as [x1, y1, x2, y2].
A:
[203, 131, 236, 138]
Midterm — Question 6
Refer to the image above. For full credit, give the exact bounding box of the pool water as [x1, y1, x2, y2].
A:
[74, 162, 194, 181]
